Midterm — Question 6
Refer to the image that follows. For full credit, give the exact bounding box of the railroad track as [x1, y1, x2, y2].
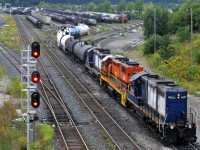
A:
[172, 142, 199, 150]
[37, 52, 89, 150]
[21, 16, 142, 149]
[0, 42, 21, 72]
[14, 15, 89, 149]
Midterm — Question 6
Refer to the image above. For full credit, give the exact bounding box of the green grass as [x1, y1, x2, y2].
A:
[0, 15, 22, 54]
[30, 123, 54, 150]
[0, 63, 7, 78]
[101, 132, 116, 150]
[0, 101, 26, 149]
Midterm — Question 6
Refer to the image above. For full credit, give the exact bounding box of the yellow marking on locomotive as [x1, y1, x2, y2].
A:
[100, 75, 127, 106]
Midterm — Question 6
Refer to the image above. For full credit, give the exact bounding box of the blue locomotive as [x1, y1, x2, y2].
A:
[127, 71, 197, 143]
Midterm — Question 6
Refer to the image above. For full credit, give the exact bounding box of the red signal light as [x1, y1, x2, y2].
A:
[31, 92, 40, 108]
[31, 42, 40, 58]
[31, 71, 40, 83]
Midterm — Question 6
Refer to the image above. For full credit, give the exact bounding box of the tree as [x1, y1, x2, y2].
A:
[135, 0, 144, 12]
[177, 26, 190, 42]
[126, 2, 135, 12]
[142, 4, 169, 38]
[168, 2, 200, 33]
[195, 48, 200, 64]
[144, 35, 155, 55]
[102, 0, 112, 12]
[117, 0, 126, 13]
[87, 2, 97, 11]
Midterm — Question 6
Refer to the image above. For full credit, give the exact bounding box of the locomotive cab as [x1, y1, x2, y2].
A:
[160, 84, 197, 143]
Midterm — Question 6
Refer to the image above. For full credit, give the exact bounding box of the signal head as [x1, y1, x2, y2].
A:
[31, 92, 40, 108]
[31, 71, 40, 83]
[31, 41, 40, 58]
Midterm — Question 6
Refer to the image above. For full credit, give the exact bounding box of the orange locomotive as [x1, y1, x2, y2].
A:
[100, 55, 143, 105]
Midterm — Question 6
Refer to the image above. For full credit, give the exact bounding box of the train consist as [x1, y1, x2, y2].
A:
[26, 15, 43, 29]
[57, 27, 197, 144]
[43, 9, 128, 25]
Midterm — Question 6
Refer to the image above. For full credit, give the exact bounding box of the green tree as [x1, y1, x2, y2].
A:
[142, 4, 169, 38]
[135, 0, 144, 12]
[177, 26, 190, 42]
[144, 35, 155, 55]
[126, 2, 135, 12]
[87, 2, 97, 11]
[117, 0, 126, 13]
[102, 0, 112, 12]
[195, 48, 200, 64]
[169, 2, 200, 33]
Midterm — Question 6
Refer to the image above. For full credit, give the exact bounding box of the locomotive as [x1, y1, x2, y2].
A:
[26, 15, 43, 29]
[56, 27, 197, 144]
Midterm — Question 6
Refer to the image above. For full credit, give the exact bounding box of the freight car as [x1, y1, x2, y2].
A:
[57, 28, 197, 144]
[26, 15, 43, 29]
[49, 14, 67, 24]
[31, 11, 51, 25]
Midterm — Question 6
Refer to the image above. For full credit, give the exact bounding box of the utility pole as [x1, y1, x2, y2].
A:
[154, 9, 156, 53]
[190, 8, 194, 65]
[122, 11, 124, 36]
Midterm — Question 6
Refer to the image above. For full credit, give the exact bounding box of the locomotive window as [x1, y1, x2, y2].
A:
[158, 89, 164, 97]
[121, 67, 126, 73]
[181, 96, 187, 99]
[168, 96, 176, 99]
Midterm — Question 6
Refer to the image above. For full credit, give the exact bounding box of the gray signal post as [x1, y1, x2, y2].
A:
[21, 43, 39, 150]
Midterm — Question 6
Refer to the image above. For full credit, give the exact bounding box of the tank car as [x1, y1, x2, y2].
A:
[127, 71, 197, 143]
[68, 25, 80, 37]
[49, 14, 67, 24]
[73, 41, 93, 62]
[78, 24, 89, 36]
[82, 18, 97, 26]
[57, 27, 79, 53]
[57, 27, 71, 50]
[26, 15, 43, 29]
[31, 11, 51, 25]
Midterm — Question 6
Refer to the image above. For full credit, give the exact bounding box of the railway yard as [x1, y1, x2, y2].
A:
[0, 10, 200, 150]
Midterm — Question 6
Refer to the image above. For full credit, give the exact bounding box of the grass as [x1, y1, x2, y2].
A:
[0, 63, 7, 78]
[101, 132, 116, 150]
[0, 101, 26, 149]
[30, 123, 54, 150]
[0, 15, 22, 54]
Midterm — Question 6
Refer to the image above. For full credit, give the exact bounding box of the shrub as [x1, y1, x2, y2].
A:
[31, 124, 54, 150]
[195, 49, 200, 64]
[176, 26, 190, 42]
[7, 77, 27, 99]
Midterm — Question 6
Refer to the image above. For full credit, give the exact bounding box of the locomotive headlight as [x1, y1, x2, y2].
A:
[189, 124, 192, 129]
[170, 125, 174, 129]
[177, 93, 180, 99]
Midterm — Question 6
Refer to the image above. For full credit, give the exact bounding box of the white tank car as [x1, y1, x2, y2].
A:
[57, 28, 70, 48]
[78, 24, 89, 35]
